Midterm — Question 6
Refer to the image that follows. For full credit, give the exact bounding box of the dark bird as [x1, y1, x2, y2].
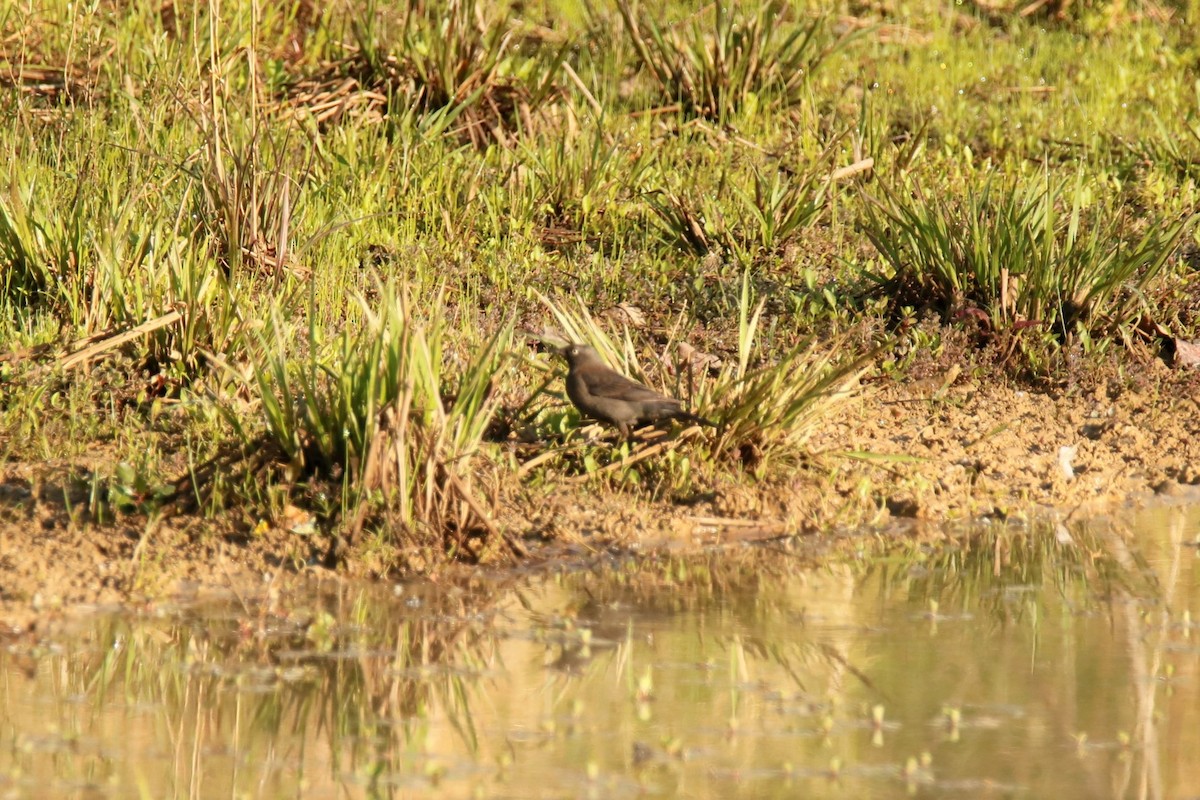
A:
[560, 343, 715, 440]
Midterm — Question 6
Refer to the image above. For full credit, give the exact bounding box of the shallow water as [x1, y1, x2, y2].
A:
[3, 503, 1200, 799]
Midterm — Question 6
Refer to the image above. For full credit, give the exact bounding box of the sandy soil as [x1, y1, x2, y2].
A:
[2, 363, 1198, 634]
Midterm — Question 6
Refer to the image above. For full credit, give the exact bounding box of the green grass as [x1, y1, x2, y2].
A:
[861, 171, 1196, 345]
[199, 281, 514, 561]
[1, 0, 1198, 564]
[617, 0, 851, 123]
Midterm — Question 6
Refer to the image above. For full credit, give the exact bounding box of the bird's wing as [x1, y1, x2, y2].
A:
[583, 369, 672, 403]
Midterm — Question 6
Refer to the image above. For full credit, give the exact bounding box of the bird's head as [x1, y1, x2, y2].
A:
[559, 343, 601, 368]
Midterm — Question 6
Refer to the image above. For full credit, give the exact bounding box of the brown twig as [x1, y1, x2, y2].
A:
[830, 158, 874, 182]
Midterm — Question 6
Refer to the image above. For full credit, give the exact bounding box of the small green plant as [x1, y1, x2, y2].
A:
[226, 283, 513, 559]
[108, 460, 176, 515]
[618, 1, 848, 122]
[0, 178, 86, 310]
[644, 186, 717, 256]
[734, 166, 828, 256]
[645, 164, 828, 260]
[702, 273, 871, 472]
[324, 0, 566, 147]
[861, 174, 1196, 345]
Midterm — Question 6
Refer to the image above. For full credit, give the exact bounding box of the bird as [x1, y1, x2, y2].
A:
[559, 343, 715, 440]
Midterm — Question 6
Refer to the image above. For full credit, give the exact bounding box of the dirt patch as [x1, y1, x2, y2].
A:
[2, 365, 1199, 634]
[818, 365, 1200, 521]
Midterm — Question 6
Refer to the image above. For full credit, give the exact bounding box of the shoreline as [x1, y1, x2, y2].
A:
[4, 367, 1197, 635]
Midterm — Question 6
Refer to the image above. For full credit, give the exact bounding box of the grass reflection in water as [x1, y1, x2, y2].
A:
[2, 504, 1199, 799]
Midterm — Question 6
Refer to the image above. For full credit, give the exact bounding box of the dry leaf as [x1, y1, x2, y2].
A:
[603, 303, 647, 328]
[1173, 338, 1200, 369]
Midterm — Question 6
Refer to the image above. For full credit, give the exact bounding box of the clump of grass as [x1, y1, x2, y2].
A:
[645, 163, 828, 261]
[643, 185, 713, 256]
[524, 125, 652, 243]
[617, 0, 847, 122]
[185, 95, 312, 277]
[1118, 118, 1200, 185]
[860, 174, 1196, 347]
[150, 235, 255, 383]
[702, 273, 871, 473]
[0, 166, 252, 388]
[0, 178, 85, 310]
[157, 0, 317, 280]
[296, 0, 566, 146]
[224, 284, 514, 562]
[534, 277, 869, 477]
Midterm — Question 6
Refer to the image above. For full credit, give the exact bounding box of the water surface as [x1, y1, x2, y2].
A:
[2, 503, 1199, 799]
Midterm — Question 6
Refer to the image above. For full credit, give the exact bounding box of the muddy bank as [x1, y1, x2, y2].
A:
[2, 368, 1199, 634]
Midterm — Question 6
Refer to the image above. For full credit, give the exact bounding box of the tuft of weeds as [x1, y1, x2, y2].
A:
[224, 283, 514, 562]
[0, 178, 86, 310]
[617, 0, 849, 122]
[534, 277, 870, 479]
[186, 111, 312, 278]
[1118, 119, 1200, 186]
[298, 0, 567, 147]
[153, 236, 256, 385]
[0, 165, 253, 391]
[737, 166, 829, 255]
[645, 161, 830, 262]
[703, 273, 872, 473]
[523, 125, 652, 244]
[860, 174, 1197, 353]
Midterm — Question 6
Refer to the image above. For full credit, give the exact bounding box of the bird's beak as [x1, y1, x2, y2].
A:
[519, 329, 571, 356]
